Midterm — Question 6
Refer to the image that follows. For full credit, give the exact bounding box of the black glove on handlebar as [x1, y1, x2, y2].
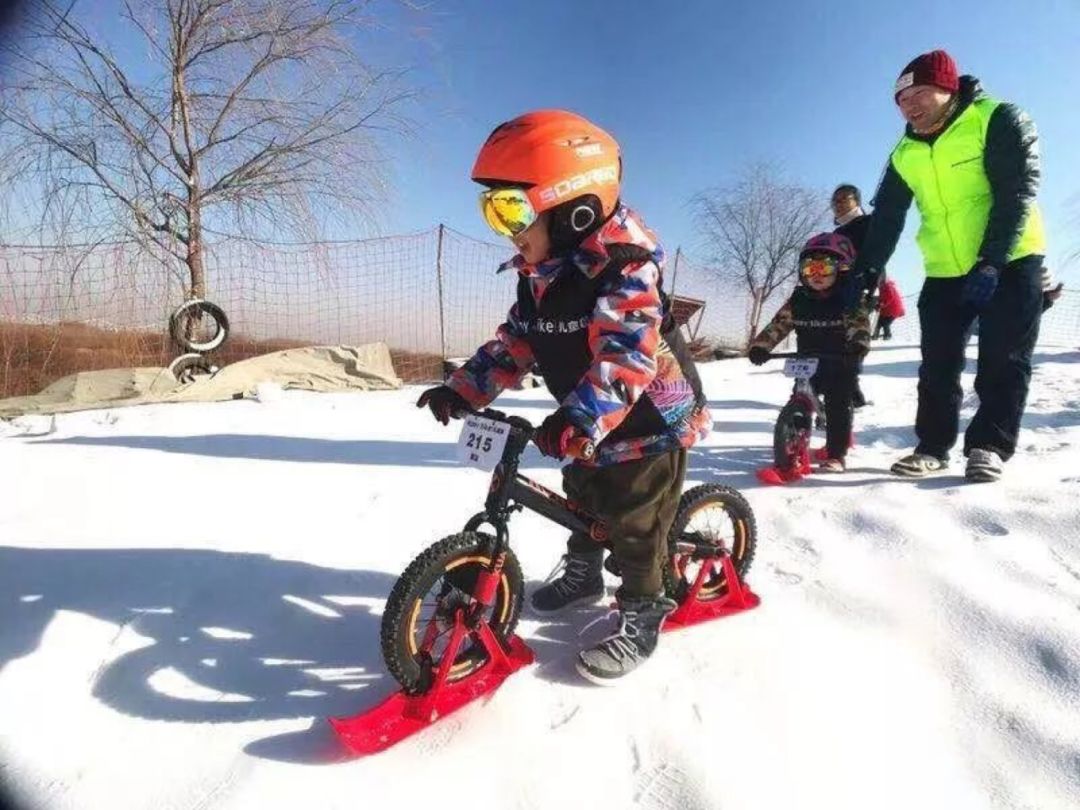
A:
[748, 346, 770, 366]
[417, 385, 470, 426]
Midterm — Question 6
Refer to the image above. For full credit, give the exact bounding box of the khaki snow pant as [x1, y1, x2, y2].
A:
[563, 449, 688, 597]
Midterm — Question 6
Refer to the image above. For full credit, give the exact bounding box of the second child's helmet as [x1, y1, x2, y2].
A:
[799, 232, 856, 268]
[472, 109, 621, 252]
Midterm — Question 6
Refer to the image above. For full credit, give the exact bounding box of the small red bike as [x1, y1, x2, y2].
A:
[331, 408, 759, 755]
[755, 352, 849, 485]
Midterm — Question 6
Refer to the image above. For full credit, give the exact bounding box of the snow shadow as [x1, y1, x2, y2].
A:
[517, 592, 626, 688]
[862, 342, 921, 353]
[34, 434, 566, 470]
[710, 420, 776, 434]
[35, 434, 465, 467]
[707, 398, 778, 411]
[687, 445, 773, 489]
[859, 358, 922, 379]
[1033, 350, 1080, 365]
[1022, 406, 1080, 430]
[0, 546, 399, 729]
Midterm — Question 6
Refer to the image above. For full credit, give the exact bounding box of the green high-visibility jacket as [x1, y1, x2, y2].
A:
[854, 77, 1046, 280]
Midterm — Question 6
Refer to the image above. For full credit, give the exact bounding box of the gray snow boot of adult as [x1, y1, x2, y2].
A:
[575, 592, 678, 685]
[965, 448, 1003, 482]
[530, 551, 605, 614]
[891, 452, 949, 477]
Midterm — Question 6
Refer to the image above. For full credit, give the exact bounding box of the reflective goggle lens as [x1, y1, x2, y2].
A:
[479, 188, 537, 237]
[800, 255, 838, 280]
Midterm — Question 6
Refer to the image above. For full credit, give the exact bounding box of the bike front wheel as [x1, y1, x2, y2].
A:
[772, 399, 813, 473]
[380, 532, 524, 694]
[663, 484, 757, 603]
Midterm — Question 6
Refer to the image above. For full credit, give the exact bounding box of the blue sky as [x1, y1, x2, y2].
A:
[375, 0, 1080, 291]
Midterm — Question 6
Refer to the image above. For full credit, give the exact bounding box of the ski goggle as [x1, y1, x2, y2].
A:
[800, 255, 839, 281]
[479, 188, 537, 237]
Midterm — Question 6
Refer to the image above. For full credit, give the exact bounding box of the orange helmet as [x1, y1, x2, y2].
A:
[472, 110, 621, 245]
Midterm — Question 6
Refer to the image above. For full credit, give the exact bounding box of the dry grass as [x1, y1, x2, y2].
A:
[0, 321, 443, 399]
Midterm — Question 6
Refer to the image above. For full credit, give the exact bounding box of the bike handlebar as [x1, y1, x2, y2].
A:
[471, 408, 596, 461]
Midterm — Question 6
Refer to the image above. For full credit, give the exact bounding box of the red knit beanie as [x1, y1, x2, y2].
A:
[894, 50, 959, 101]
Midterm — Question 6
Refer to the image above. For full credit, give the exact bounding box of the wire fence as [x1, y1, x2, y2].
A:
[886, 288, 1080, 347]
[0, 227, 1076, 400]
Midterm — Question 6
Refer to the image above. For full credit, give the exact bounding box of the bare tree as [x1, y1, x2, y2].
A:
[0, 0, 412, 298]
[691, 164, 826, 344]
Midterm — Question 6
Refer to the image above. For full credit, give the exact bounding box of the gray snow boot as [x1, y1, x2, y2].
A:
[965, 448, 1003, 482]
[891, 452, 949, 477]
[575, 592, 678, 685]
[530, 551, 605, 614]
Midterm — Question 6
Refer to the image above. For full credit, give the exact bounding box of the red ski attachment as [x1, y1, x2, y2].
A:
[331, 550, 758, 756]
[329, 612, 534, 756]
[665, 551, 760, 630]
[756, 445, 811, 485]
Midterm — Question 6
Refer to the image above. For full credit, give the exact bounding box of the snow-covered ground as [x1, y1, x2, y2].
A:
[2, 344, 1079, 810]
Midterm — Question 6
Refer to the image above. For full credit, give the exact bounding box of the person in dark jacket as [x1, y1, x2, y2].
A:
[849, 50, 1047, 483]
[416, 110, 709, 684]
[831, 183, 873, 254]
[749, 233, 871, 472]
[831, 183, 873, 408]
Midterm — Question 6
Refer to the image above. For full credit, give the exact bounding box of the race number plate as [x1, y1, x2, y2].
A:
[457, 415, 509, 471]
[783, 357, 819, 379]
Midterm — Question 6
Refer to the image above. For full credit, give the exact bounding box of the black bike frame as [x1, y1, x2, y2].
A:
[460, 410, 607, 574]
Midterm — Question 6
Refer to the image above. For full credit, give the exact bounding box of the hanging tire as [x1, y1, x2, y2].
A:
[663, 484, 757, 603]
[380, 532, 524, 694]
[169, 299, 229, 352]
[772, 400, 812, 474]
[168, 353, 218, 384]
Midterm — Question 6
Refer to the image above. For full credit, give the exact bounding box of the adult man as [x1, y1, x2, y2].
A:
[852, 50, 1046, 482]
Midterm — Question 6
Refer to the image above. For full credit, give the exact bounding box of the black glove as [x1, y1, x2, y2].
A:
[534, 409, 583, 459]
[960, 261, 1000, 310]
[748, 346, 770, 366]
[841, 269, 877, 311]
[416, 385, 469, 426]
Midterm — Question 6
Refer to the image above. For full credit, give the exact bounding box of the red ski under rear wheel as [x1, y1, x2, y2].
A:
[663, 485, 757, 603]
[380, 532, 524, 694]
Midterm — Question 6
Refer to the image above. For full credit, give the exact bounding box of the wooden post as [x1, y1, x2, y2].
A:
[435, 224, 449, 378]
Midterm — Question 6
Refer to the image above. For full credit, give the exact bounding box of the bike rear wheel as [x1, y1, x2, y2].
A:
[380, 532, 524, 694]
[663, 484, 757, 602]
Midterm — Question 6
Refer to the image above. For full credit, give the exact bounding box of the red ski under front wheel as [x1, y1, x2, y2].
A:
[773, 399, 813, 475]
[663, 484, 757, 603]
[380, 532, 524, 694]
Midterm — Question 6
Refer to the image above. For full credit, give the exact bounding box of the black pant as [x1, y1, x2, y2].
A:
[874, 316, 895, 339]
[564, 449, 687, 596]
[915, 255, 1043, 461]
[812, 363, 857, 459]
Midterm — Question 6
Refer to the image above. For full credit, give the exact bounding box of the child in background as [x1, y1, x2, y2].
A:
[874, 276, 906, 339]
[749, 233, 871, 472]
